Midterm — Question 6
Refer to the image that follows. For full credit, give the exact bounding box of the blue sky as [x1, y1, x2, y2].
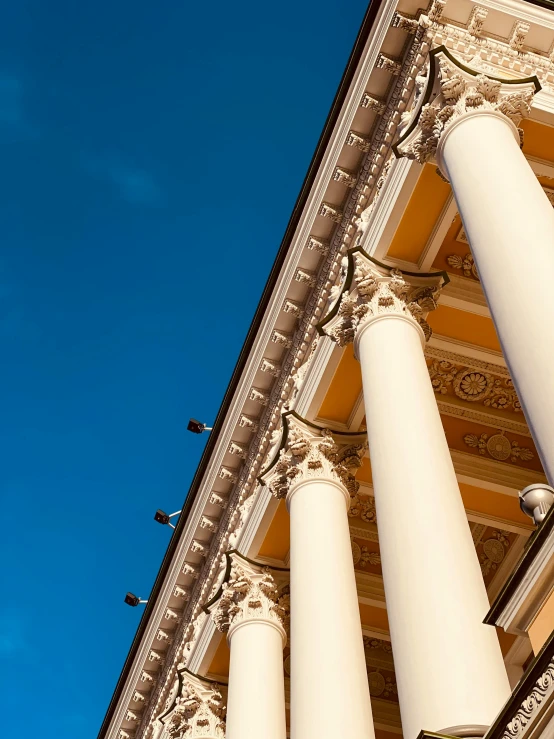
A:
[0, 1, 367, 735]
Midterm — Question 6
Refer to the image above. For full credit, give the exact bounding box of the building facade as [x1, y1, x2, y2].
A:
[98, 1, 554, 738]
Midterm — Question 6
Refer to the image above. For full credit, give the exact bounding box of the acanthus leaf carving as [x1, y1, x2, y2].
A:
[210, 554, 289, 637]
[158, 672, 226, 739]
[261, 413, 367, 501]
[322, 250, 444, 347]
[397, 49, 537, 166]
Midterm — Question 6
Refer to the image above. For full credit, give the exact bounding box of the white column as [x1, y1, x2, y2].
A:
[211, 553, 288, 739]
[323, 256, 510, 739]
[263, 419, 375, 739]
[398, 49, 554, 480]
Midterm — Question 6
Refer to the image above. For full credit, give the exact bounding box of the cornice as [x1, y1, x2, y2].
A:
[485, 504, 554, 629]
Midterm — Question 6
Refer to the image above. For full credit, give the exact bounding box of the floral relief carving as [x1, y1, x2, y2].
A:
[262, 415, 367, 501]
[211, 558, 289, 636]
[160, 673, 226, 739]
[428, 359, 522, 412]
[446, 252, 479, 279]
[470, 523, 515, 582]
[326, 252, 443, 347]
[349, 493, 377, 524]
[351, 539, 382, 567]
[398, 51, 536, 165]
[464, 431, 533, 463]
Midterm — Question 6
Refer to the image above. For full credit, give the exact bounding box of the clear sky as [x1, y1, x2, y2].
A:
[0, 1, 368, 735]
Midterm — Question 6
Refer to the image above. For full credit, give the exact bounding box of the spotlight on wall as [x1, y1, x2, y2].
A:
[187, 418, 213, 434]
[154, 509, 182, 529]
[125, 592, 148, 607]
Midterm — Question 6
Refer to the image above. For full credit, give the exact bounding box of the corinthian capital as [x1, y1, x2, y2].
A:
[260, 412, 367, 501]
[207, 552, 290, 640]
[157, 670, 226, 739]
[318, 248, 447, 347]
[394, 46, 540, 168]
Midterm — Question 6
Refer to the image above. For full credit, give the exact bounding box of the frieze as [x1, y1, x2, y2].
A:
[463, 431, 534, 464]
[427, 356, 522, 413]
[320, 249, 445, 346]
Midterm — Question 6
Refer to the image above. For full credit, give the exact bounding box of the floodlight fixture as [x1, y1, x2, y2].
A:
[187, 418, 213, 434]
[154, 508, 182, 529]
[125, 592, 148, 607]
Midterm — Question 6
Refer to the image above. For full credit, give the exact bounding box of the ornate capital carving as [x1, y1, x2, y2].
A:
[260, 412, 367, 502]
[157, 671, 226, 739]
[318, 248, 446, 347]
[209, 553, 289, 641]
[395, 46, 540, 170]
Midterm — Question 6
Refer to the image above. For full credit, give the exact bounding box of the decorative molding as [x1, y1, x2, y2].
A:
[446, 252, 479, 280]
[346, 130, 371, 152]
[248, 387, 269, 405]
[508, 20, 530, 53]
[306, 236, 329, 255]
[376, 53, 402, 76]
[428, 355, 522, 413]
[259, 358, 282, 377]
[238, 414, 258, 432]
[218, 466, 238, 484]
[319, 201, 343, 223]
[437, 401, 531, 437]
[464, 431, 534, 464]
[282, 299, 304, 318]
[360, 92, 387, 113]
[333, 166, 358, 188]
[294, 268, 317, 287]
[391, 11, 419, 35]
[467, 6, 488, 37]
[451, 449, 547, 491]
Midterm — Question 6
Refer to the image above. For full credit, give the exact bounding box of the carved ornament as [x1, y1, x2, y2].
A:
[317, 247, 446, 347]
[260, 412, 367, 502]
[155, 671, 226, 739]
[428, 358, 522, 413]
[395, 47, 540, 171]
[208, 552, 289, 640]
[464, 431, 534, 464]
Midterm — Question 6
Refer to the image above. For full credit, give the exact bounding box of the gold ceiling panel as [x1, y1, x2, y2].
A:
[521, 119, 554, 163]
[386, 163, 451, 263]
[317, 344, 362, 424]
[427, 304, 501, 352]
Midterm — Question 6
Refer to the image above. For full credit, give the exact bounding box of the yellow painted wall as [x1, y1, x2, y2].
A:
[529, 588, 554, 654]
